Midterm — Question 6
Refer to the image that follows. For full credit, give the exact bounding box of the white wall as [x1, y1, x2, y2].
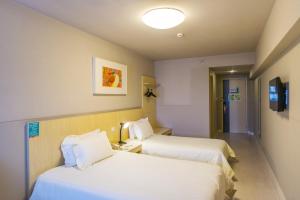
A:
[252, 0, 300, 76]
[252, 1, 300, 198]
[0, 1, 154, 200]
[155, 53, 255, 137]
[259, 40, 300, 200]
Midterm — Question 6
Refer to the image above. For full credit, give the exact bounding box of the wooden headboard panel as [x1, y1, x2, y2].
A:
[27, 107, 147, 193]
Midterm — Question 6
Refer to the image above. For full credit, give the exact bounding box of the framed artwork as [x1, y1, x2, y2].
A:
[93, 57, 127, 95]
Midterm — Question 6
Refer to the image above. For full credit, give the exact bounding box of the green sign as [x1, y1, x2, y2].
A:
[229, 94, 241, 101]
[27, 121, 40, 137]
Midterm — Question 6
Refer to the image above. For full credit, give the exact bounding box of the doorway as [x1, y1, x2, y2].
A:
[257, 78, 262, 137]
[226, 78, 247, 133]
[209, 66, 252, 136]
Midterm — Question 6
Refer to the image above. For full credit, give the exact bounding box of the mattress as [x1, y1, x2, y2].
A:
[140, 135, 236, 188]
[30, 151, 226, 200]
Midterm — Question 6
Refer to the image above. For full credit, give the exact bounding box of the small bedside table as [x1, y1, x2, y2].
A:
[111, 140, 142, 153]
[153, 127, 172, 136]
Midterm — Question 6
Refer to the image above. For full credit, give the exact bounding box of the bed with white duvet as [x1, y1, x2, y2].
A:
[30, 151, 228, 200]
[129, 118, 236, 187]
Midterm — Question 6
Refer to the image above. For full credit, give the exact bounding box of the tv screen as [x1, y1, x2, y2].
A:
[269, 77, 284, 112]
[269, 86, 278, 102]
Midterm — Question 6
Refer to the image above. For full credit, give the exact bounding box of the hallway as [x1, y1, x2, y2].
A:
[222, 133, 284, 200]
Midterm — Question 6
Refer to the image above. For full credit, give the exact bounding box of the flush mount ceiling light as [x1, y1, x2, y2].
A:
[142, 8, 185, 29]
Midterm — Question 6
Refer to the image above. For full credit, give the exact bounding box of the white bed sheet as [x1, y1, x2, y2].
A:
[30, 151, 226, 200]
[140, 135, 236, 188]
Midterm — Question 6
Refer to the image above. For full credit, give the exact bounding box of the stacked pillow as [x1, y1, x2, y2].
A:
[61, 129, 99, 167]
[61, 129, 113, 170]
[129, 117, 154, 140]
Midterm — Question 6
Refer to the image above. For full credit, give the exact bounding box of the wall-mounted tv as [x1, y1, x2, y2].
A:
[269, 77, 287, 112]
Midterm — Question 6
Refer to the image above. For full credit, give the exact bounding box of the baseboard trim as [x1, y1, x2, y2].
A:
[247, 131, 255, 135]
[230, 130, 248, 134]
[255, 139, 286, 200]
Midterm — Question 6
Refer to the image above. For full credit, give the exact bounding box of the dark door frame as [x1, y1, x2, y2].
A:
[223, 80, 230, 133]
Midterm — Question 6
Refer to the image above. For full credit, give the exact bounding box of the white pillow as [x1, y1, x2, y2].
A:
[61, 129, 100, 167]
[128, 122, 136, 140]
[73, 131, 113, 170]
[134, 118, 154, 141]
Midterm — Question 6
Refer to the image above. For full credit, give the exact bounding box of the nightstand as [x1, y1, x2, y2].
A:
[111, 140, 142, 153]
[153, 127, 172, 136]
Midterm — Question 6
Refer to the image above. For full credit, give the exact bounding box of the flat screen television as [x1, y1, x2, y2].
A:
[269, 77, 285, 112]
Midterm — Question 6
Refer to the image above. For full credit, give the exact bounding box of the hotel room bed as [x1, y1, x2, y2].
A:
[134, 134, 236, 187]
[30, 151, 228, 200]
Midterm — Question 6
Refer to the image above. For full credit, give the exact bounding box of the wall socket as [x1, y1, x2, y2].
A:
[111, 127, 116, 132]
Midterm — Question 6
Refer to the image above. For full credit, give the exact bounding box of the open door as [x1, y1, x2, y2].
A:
[229, 79, 247, 133]
[223, 80, 230, 133]
[223, 79, 247, 133]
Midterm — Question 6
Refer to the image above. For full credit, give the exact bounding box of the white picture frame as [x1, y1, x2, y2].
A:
[92, 57, 127, 95]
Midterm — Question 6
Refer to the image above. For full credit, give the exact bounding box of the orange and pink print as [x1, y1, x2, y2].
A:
[102, 66, 122, 88]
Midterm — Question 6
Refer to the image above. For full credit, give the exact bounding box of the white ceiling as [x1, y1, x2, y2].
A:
[16, 0, 274, 60]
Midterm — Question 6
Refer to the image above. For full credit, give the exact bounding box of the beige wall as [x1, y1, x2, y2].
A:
[247, 80, 255, 133]
[0, 1, 154, 200]
[0, 0, 154, 123]
[254, 78, 262, 137]
[259, 40, 300, 199]
[252, 0, 300, 76]
[0, 120, 27, 200]
[253, 1, 300, 199]
[154, 53, 255, 137]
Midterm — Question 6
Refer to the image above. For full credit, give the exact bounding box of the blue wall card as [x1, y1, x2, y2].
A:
[27, 121, 40, 137]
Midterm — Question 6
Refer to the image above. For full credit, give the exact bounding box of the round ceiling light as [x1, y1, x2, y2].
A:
[142, 8, 185, 29]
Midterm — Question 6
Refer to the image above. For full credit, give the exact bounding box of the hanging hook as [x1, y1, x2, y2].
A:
[144, 88, 151, 97]
[150, 89, 157, 98]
